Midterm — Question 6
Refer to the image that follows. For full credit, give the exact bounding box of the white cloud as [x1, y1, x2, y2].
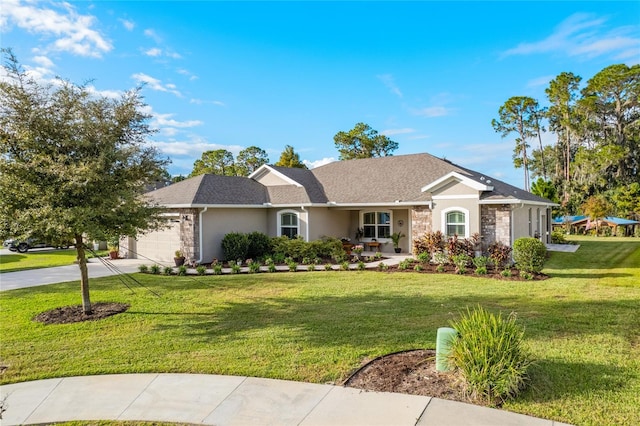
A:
[152, 112, 202, 129]
[377, 74, 403, 98]
[502, 13, 640, 62]
[150, 138, 244, 157]
[144, 48, 162, 57]
[86, 85, 122, 99]
[190, 98, 226, 106]
[1, 0, 112, 57]
[303, 157, 335, 169]
[165, 50, 182, 59]
[526, 75, 555, 88]
[381, 128, 415, 137]
[412, 106, 451, 117]
[144, 28, 162, 43]
[119, 18, 135, 31]
[132, 72, 182, 97]
[447, 141, 514, 167]
[177, 68, 198, 81]
[32, 55, 55, 68]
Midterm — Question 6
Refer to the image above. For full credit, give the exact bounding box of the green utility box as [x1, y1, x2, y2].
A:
[436, 327, 457, 372]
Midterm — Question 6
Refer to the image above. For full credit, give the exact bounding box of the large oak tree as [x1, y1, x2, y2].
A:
[0, 50, 168, 314]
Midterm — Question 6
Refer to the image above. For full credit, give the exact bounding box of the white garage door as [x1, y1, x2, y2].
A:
[134, 219, 181, 263]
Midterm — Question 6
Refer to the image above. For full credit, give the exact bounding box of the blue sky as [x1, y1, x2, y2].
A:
[2, 1, 639, 188]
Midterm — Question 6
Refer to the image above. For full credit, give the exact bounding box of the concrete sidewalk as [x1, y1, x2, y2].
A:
[1, 374, 569, 426]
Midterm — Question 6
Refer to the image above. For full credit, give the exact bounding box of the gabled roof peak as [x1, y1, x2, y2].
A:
[421, 171, 493, 193]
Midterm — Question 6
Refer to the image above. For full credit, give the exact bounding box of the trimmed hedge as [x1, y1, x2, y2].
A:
[221, 232, 250, 261]
[513, 237, 547, 273]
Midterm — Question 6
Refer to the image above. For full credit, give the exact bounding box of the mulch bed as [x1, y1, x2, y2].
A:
[344, 349, 471, 403]
[384, 263, 548, 281]
[34, 302, 130, 325]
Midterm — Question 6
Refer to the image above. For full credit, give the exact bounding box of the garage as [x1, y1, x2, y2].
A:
[126, 218, 181, 263]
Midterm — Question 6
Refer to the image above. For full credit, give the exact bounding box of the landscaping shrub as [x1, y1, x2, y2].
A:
[212, 264, 223, 275]
[248, 259, 261, 273]
[163, 266, 173, 276]
[149, 264, 161, 275]
[550, 230, 568, 244]
[228, 261, 241, 274]
[138, 264, 148, 273]
[270, 236, 343, 263]
[222, 232, 250, 261]
[488, 241, 512, 269]
[449, 306, 532, 406]
[247, 231, 271, 259]
[416, 251, 430, 264]
[413, 230, 446, 257]
[177, 265, 187, 276]
[472, 256, 489, 269]
[271, 236, 309, 262]
[451, 253, 471, 274]
[513, 237, 547, 273]
[472, 256, 489, 274]
[196, 265, 207, 276]
[398, 259, 412, 270]
[432, 251, 448, 266]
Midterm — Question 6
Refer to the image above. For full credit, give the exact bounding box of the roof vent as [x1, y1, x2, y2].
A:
[486, 180, 491, 184]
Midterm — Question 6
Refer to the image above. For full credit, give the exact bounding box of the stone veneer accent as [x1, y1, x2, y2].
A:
[411, 206, 432, 250]
[480, 204, 511, 248]
[180, 208, 200, 262]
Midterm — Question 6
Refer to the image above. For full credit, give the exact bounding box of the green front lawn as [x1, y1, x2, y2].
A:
[1, 236, 639, 425]
[0, 249, 108, 273]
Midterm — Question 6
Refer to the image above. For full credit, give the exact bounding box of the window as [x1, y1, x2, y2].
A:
[362, 211, 391, 239]
[442, 208, 468, 238]
[279, 211, 298, 238]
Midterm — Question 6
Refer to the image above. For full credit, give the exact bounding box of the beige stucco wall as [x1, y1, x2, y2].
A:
[391, 209, 409, 253]
[253, 173, 290, 186]
[431, 198, 480, 238]
[201, 208, 268, 261]
[307, 208, 350, 241]
[511, 204, 551, 243]
[512, 204, 530, 243]
[436, 181, 480, 196]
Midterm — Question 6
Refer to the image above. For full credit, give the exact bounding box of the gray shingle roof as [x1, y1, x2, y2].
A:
[146, 174, 267, 206]
[146, 153, 554, 207]
[309, 153, 460, 204]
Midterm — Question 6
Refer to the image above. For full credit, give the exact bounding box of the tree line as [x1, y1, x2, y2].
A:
[492, 64, 639, 220]
[183, 122, 399, 180]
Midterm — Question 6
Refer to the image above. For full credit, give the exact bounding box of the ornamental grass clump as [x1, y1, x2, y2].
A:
[448, 306, 532, 406]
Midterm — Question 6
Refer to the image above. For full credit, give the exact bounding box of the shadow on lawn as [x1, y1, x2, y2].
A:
[0, 253, 26, 266]
[521, 359, 629, 402]
[141, 291, 639, 352]
[546, 272, 633, 279]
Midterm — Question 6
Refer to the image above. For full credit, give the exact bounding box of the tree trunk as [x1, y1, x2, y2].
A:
[75, 234, 92, 315]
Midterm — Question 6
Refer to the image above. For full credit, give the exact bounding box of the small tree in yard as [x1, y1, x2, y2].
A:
[0, 50, 168, 314]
